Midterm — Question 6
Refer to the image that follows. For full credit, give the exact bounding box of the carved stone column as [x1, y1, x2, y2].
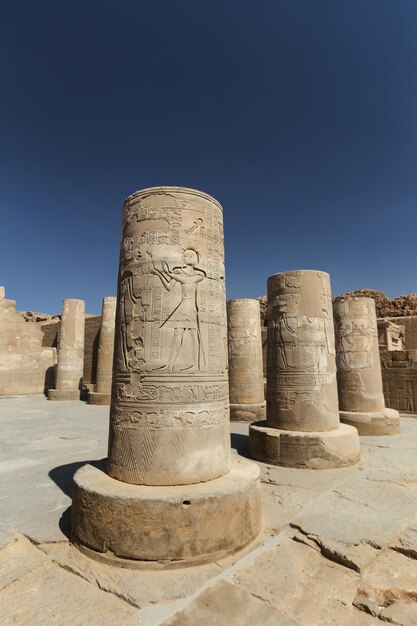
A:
[88, 297, 117, 405]
[48, 299, 84, 401]
[334, 296, 400, 435]
[227, 299, 265, 421]
[72, 187, 261, 566]
[249, 270, 360, 468]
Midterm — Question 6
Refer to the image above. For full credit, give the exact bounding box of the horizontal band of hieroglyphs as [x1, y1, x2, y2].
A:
[268, 373, 336, 386]
[116, 381, 229, 402]
[112, 404, 229, 428]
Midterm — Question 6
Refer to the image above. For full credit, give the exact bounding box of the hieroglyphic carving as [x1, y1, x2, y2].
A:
[334, 298, 376, 371]
[334, 297, 386, 413]
[108, 187, 230, 486]
[227, 299, 265, 412]
[266, 270, 339, 432]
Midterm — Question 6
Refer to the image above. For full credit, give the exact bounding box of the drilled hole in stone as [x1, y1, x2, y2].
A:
[182, 500, 191, 506]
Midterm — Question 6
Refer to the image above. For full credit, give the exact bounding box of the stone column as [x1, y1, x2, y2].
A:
[227, 299, 265, 421]
[88, 297, 117, 405]
[72, 186, 261, 566]
[334, 296, 400, 435]
[249, 270, 360, 468]
[48, 299, 84, 401]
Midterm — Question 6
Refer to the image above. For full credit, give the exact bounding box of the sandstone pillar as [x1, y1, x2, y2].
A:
[72, 186, 261, 566]
[227, 299, 265, 421]
[48, 299, 84, 401]
[249, 270, 360, 468]
[88, 297, 117, 405]
[334, 296, 400, 435]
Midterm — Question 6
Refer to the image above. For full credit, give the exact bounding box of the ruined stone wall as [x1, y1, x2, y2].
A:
[0, 291, 57, 397]
[381, 350, 417, 414]
[42, 316, 101, 386]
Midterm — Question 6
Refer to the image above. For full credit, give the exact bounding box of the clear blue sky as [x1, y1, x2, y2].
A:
[1, 1, 416, 315]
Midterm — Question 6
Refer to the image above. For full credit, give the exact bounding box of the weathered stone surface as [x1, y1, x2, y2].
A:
[1, 561, 139, 625]
[163, 580, 301, 626]
[234, 538, 376, 625]
[108, 186, 230, 486]
[355, 548, 417, 624]
[0, 287, 56, 396]
[227, 299, 265, 422]
[290, 474, 417, 566]
[334, 297, 400, 435]
[266, 270, 339, 432]
[250, 270, 360, 468]
[0, 533, 48, 591]
[392, 523, 417, 559]
[250, 421, 360, 469]
[48, 299, 85, 401]
[72, 456, 261, 566]
[88, 296, 116, 405]
[40, 541, 222, 609]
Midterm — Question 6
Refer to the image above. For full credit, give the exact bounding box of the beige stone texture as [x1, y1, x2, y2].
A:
[72, 455, 261, 566]
[88, 296, 116, 405]
[334, 297, 400, 434]
[107, 186, 231, 486]
[227, 299, 265, 422]
[381, 348, 417, 415]
[250, 270, 360, 468]
[4, 396, 417, 623]
[48, 299, 85, 401]
[72, 187, 261, 567]
[0, 287, 57, 396]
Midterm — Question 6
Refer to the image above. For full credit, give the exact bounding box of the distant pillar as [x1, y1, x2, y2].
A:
[334, 296, 400, 435]
[48, 299, 85, 401]
[71, 186, 261, 566]
[249, 270, 360, 468]
[227, 299, 265, 421]
[88, 297, 117, 405]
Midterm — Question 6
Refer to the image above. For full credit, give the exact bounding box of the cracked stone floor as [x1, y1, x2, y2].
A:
[1, 396, 417, 625]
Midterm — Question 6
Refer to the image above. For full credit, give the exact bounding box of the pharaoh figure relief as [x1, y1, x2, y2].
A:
[266, 270, 339, 433]
[108, 187, 230, 487]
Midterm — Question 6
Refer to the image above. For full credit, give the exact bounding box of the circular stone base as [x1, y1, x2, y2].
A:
[249, 421, 360, 469]
[88, 391, 111, 405]
[339, 408, 401, 436]
[71, 456, 261, 568]
[48, 389, 80, 401]
[230, 402, 266, 422]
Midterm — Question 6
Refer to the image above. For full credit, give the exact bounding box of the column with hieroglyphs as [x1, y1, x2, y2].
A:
[333, 296, 401, 435]
[72, 186, 261, 566]
[88, 296, 117, 405]
[48, 299, 84, 401]
[249, 270, 360, 468]
[227, 299, 265, 421]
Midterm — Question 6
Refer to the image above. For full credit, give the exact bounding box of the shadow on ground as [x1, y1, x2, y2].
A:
[49, 458, 106, 540]
[49, 458, 106, 497]
[231, 432, 251, 458]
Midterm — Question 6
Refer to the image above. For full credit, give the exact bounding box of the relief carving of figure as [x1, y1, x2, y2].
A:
[151, 249, 206, 371]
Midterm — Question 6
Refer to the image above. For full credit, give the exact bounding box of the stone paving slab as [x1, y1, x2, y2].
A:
[1, 396, 417, 624]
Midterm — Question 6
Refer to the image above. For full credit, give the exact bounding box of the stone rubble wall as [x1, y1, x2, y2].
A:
[0, 288, 102, 397]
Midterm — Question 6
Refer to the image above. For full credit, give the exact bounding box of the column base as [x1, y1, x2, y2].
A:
[230, 401, 266, 422]
[88, 391, 111, 405]
[339, 408, 401, 436]
[71, 456, 261, 568]
[48, 389, 80, 401]
[249, 421, 360, 469]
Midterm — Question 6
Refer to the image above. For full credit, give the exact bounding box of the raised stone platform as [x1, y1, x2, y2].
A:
[249, 421, 360, 469]
[72, 456, 261, 568]
[230, 401, 266, 422]
[88, 391, 111, 405]
[340, 408, 401, 436]
[47, 388, 80, 401]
